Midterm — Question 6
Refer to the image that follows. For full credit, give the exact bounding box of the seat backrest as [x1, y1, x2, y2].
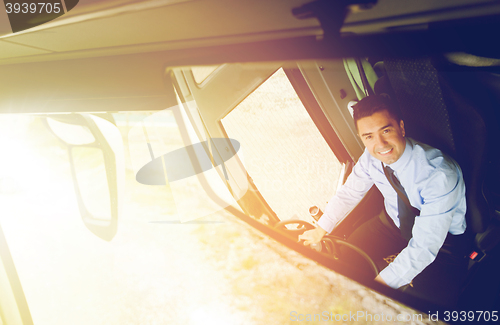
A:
[382, 57, 493, 234]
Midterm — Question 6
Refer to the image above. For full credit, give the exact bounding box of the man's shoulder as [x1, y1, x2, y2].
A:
[355, 148, 386, 181]
[358, 147, 381, 168]
[409, 138, 454, 163]
[408, 138, 440, 156]
[407, 138, 462, 180]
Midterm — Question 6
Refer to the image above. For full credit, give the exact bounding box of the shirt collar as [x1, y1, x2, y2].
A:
[383, 137, 412, 172]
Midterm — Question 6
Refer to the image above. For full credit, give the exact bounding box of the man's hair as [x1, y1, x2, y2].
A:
[352, 95, 402, 130]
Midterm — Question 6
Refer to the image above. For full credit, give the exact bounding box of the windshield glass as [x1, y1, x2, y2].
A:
[0, 77, 439, 325]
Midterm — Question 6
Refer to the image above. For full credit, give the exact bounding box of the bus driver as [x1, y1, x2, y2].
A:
[298, 95, 469, 307]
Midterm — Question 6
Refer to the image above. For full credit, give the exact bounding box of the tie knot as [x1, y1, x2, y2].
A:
[384, 165, 394, 175]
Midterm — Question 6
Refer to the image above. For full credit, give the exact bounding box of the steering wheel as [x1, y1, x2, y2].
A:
[273, 219, 379, 278]
[322, 235, 379, 278]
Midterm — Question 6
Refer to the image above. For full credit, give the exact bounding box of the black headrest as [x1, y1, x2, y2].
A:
[381, 57, 490, 233]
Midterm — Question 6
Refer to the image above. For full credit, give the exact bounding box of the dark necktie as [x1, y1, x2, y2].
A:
[382, 164, 420, 240]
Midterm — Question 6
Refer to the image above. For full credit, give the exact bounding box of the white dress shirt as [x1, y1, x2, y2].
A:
[317, 137, 466, 288]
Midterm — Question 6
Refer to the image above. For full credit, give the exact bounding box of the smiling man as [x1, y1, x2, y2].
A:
[299, 95, 469, 307]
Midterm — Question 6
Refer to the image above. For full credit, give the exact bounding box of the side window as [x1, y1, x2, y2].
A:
[221, 68, 343, 222]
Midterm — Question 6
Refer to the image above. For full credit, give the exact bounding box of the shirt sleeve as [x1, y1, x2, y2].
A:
[317, 151, 374, 233]
[378, 164, 465, 288]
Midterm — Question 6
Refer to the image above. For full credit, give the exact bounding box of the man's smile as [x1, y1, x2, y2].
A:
[378, 148, 393, 155]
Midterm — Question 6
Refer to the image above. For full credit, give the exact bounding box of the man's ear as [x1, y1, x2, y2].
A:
[400, 120, 405, 137]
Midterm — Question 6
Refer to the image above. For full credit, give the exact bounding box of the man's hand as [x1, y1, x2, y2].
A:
[374, 274, 388, 286]
[298, 226, 327, 246]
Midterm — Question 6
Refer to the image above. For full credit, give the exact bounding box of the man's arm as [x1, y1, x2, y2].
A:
[299, 151, 374, 245]
[378, 165, 466, 288]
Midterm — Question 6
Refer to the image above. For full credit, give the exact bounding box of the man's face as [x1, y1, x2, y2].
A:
[357, 110, 406, 165]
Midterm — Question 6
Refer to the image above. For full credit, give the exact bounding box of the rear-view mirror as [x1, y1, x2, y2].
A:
[45, 113, 124, 241]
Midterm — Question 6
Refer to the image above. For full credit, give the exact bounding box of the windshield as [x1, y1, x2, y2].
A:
[0, 102, 434, 324]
